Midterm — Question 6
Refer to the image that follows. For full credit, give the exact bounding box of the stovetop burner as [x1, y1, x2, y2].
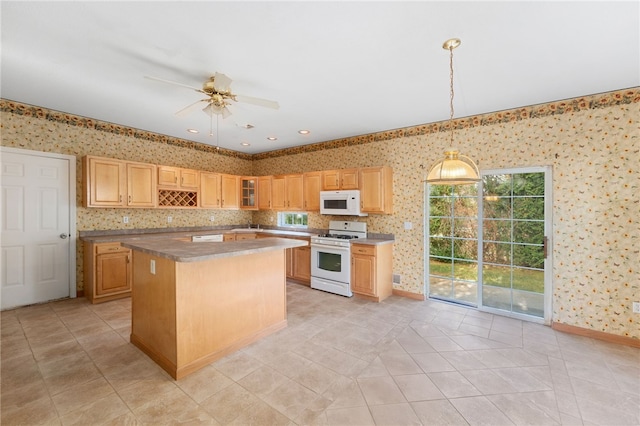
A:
[318, 234, 360, 239]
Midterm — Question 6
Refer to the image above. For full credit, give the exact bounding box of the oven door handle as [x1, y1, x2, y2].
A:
[311, 243, 350, 252]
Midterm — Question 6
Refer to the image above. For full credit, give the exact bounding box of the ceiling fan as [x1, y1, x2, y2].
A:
[145, 72, 279, 119]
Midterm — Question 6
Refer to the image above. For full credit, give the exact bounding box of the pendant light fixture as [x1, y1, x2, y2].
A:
[426, 38, 480, 185]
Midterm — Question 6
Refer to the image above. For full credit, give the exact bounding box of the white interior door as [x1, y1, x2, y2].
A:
[1, 148, 76, 309]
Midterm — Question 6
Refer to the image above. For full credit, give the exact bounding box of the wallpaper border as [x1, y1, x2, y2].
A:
[2, 87, 638, 161]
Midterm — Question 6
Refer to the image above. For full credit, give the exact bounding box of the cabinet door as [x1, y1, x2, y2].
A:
[221, 174, 240, 209]
[258, 176, 272, 210]
[292, 246, 311, 283]
[236, 233, 257, 240]
[96, 250, 131, 296]
[303, 172, 321, 211]
[85, 156, 125, 207]
[271, 176, 287, 210]
[127, 162, 156, 207]
[240, 177, 258, 210]
[351, 253, 376, 296]
[200, 172, 221, 208]
[180, 169, 200, 189]
[360, 166, 393, 214]
[340, 169, 359, 189]
[158, 166, 180, 188]
[286, 174, 304, 210]
[322, 170, 341, 190]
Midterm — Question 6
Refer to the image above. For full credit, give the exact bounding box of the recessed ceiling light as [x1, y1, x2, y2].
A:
[298, 130, 310, 135]
[240, 142, 250, 146]
[267, 136, 278, 141]
[187, 128, 199, 134]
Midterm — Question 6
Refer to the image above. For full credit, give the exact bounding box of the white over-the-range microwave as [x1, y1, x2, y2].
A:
[319, 190, 367, 216]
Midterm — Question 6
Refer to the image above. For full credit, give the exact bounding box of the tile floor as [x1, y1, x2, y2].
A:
[2, 282, 639, 425]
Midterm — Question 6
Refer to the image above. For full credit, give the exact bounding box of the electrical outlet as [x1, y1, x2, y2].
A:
[167, 216, 172, 223]
[404, 222, 413, 230]
[209, 215, 215, 222]
[633, 302, 640, 314]
[123, 216, 129, 224]
[150, 260, 156, 275]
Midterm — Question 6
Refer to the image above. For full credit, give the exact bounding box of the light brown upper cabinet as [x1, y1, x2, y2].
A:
[258, 176, 272, 210]
[272, 174, 304, 211]
[303, 171, 322, 211]
[322, 168, 359, 190]
[83, 155, 156, 208]
[200, 172, 221, 208]
[157, 166, 199, 190]
[200, 172, 240, 209]
[359, 166, 393, 214]
[220, 174, 240, 209]
[240, 177, 258, 210]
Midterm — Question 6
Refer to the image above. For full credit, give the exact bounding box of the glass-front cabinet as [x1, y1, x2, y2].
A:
[241, 177, 257, 210]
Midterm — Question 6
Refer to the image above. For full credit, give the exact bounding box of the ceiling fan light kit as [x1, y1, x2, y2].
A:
[426, 38, 481, 186]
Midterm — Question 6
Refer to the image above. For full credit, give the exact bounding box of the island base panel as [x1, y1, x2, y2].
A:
[130, 249, 287, 380]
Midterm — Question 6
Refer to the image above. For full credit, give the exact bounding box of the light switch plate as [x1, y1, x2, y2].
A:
[633, 302, 640, 313]
[404, 222, 413, 230]
[123, 216, 129, 224]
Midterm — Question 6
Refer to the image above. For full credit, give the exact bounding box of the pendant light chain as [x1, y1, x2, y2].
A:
[448, 43, 455, 146]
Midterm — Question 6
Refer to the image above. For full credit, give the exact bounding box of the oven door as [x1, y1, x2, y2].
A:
[311, 243, 350, 284]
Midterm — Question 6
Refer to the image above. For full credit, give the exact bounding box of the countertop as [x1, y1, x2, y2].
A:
[121, 236, 308, 263]
[80, 227, 394, 246]
[352, 238, 394, 246]
[80, 228, 317, 244]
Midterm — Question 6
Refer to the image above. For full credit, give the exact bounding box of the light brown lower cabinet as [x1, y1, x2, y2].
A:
[83, 242, 132, 304]
[291, 245, 311, 283]
[263, 234, 310, 285]
[351, 243, 393, 302]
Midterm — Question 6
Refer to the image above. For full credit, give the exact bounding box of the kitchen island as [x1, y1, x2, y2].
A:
[120, 236, 308, 380]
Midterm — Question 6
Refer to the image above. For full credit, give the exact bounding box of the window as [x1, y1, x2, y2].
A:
[277, 212, 308, 228]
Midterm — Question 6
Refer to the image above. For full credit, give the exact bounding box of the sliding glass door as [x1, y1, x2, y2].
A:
[426, 166, 552, 323]
[479, 167, 551, 322]
[427, 183, 479, 306]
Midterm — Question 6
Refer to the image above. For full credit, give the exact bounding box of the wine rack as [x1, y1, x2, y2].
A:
[158, 190, 198, 208]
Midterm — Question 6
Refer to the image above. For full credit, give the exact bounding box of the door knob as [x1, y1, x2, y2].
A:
[60, 233, 69, 239]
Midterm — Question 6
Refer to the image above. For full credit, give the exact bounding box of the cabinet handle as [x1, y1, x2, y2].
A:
[119, 195, 123, 203]
[108, 247, 118, 251]
[175, 177, 177, 183]
[222, 199, 224, 207]
[128, 195, 131, 203]
[181, 177, 184, 185]
[127, 255, 131, 263]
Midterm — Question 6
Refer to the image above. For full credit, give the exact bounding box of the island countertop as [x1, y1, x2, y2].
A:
[121, 236, 308, 263]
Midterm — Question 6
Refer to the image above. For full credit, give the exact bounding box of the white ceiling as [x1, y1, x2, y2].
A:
[2, 1, 638, 154]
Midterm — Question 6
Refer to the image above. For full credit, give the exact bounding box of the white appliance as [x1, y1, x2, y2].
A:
[311, 220, 367, 297]
[320, 190, 367, 216]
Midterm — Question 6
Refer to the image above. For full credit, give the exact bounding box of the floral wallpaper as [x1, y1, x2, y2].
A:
[1, 87, 638, 340]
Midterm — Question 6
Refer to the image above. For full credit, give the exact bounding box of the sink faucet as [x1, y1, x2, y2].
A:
[247, 220, 252, 229]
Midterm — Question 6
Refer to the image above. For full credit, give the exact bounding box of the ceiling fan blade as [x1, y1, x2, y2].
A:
[213, 72, 233, 92]
[175, 99, 207, 116]
[235, 94, 280, 109]
[145, 75, 203, 93]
